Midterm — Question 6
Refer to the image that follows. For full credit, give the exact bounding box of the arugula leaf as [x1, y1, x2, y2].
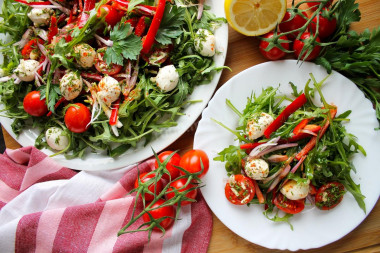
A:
[155, 4, 186, 45]
[104, 23, 142, 65]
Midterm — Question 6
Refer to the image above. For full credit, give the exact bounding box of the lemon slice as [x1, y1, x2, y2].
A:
[225, 0, 287, 36]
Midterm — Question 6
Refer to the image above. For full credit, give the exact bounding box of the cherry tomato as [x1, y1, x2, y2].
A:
[293, 32, 321, 61]
[259, 32, 290, 61]
[225, 174, 255, 205]
[23, 91, 48, 117]
[142, 199, 175, 230]
[315, 182, 345, 210]
[134, 172, 164, 202]
[309, 14, 337, 39]
[179, 149, 209, 178]
[141, 45, 172, 65]
[309, 184, 318, 195]
[154, 151, 181, 180]
[279, 11, 308, 38]
[97, 4, 122, 26]
[95, 49, 123, 75]
[273, 193, 305, 214]
[64, 103, 91, 133]
[21, 38, 44, 59]
[306, 0, 333, 11]
[166, 178, 198, 206]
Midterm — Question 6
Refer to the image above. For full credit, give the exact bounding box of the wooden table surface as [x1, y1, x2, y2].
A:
[2, 0, 380, 251]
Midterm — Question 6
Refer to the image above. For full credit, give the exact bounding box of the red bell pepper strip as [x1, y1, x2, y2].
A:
[141, 0, 166, 54]
[81, 72, 103, 81]
[47, 16, 58, 43]
[251, 179, 265, 204]
[135, 16, 150, 37]
[21, 38, 44, 59]
[240, 142, 266, 154]
[287, 124, 321, 142]
[110, 99, 120, 126]
[78, 0, 96, 28]
[264, 93, 307, 139]
[293, 118, 311, 135]
[295, 107, 337, 160]
[14, 0, 51, 5]
[47, 97, 66, 116]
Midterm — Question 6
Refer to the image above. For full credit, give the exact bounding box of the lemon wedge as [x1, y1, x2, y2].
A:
[225, 0, 287, 36]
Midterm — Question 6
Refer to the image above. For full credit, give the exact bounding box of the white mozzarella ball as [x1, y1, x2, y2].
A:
[155, 65, 179, 92]
[60, 71, 83, 100]
[73, 43, 96, 68]
[244, 158, 269, 180]
[247, 112, 274, 140]
[194, 29, 216, 57]
[280, 180, 310, 200]
[45, 127, 69, 151]
[27, 8, 53, 27]
[14, 59, 40, 82]
[98, 76, 121, 106]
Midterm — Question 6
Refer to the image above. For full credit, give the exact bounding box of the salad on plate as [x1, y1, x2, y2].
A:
[0, 0, 225, 159]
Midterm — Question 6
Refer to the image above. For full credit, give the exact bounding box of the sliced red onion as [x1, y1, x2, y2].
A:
[267, 164, 291, 192]
[300, 129, 318, 136]
[267, 154, 289, 163]
[14, 28, 32, 48]
[249, 137, 280, 157]
[136, 6, 155, 15]
[33, 28, 48, 41]
[47, 0, 71, 15]
[267, 176, 281, 192]
[0, 76, 12, 83]
[14, 78, 21, 84]
[94, 34, 114, 47]
[255, 143, 298, 158]
[290, 155, 306, 174]
[37, 43, 48, 56]
[262, 167, 283, 184]
[129, 58, 140, 87]
[29, 5, 62, 9]
[306, 194, 315, 205]
[279, 164, 291, 178]
[34, 75, 41, 87]
[197, 0, 205, 20]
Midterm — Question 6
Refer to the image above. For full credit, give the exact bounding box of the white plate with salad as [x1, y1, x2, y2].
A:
[0, 0, 228, 170]
[193, 60, 380, 251]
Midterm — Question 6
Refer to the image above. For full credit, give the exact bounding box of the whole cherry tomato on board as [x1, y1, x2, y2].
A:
[315, 182, 345, 210]
[225, 174, 255, 205]
[259, 32, 290, 61]
[142, 199, 175, 230]
[23, 91, 48, 117]
[309, 13, 337, 39]
[293, 32, 321, 61]
[64, 103, 91, 133]
[134, 172, 164, 202]
[279, 11, 308, 38]
[179, 149, 209, 178]
[154, 151, 181, 180]
[166, 178, 198, 206]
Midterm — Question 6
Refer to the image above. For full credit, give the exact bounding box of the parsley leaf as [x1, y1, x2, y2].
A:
[155, 4, 185, 45]
[128, 0, 144, 12]
[104, 22, 142, 65]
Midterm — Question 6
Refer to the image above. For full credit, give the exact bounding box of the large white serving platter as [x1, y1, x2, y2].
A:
[0, 0, 228, 171]
[194, 60, 380, 251]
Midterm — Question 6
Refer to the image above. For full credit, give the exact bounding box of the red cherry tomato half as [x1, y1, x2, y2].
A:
[259, 32, 290, 61]
[309, 14, 337, 39]
[95, 49, 123, 75]
[273, 192, 305, 214]
[166, 178, 198, 206]
[64, 103, 91, 133]
[142, 199, 175, 230]
[97, 4, 122, 26]
[279, 11, 308, 38]
[225, 174, 255, 205]
[315, 182, 345, 210]
[293, 32, 321, 61]
[23, 91, 48, 117]
[179, 149, 209, 178]
[154, 151, 181, 180]
[134, 172, 164, 202]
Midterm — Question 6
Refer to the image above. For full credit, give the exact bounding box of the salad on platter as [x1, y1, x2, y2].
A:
[214, 74, 366, 227]
[0, 0, 225, 159]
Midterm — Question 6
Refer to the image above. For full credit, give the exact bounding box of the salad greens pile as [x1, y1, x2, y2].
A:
[0, 0, 226, 158]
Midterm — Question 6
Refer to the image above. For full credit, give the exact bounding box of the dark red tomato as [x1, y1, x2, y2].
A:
[309, 14, 337, 39]
[309, 184, 318, 195]
[64, 103, 91, 133]
[134, 172, 164, 202]
[23, 91, 48, 117]
[154, 151, 181, 180]
[225, 174, 255, 205]
[97, 4, 122, 26]
[166, 178, 198, 206]
[279, 11, 308, 38]
[273, 193, 305, 214]
[179, 149, 209, 178]
[95, 49, 123, 75]
[21, 38, 44, 59]
[142, 199, 175, 230]
[259, 32, 290, 61]
[315, 182, 345, 210]
[306, 0, 333, 11]
[293, 32, 321, 61]
[141, 45, 172, 65]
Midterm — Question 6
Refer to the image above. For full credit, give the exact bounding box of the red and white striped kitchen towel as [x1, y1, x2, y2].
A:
[0, 147, 213, 253]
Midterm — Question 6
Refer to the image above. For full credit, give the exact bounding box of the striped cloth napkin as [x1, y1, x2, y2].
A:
[0, 147, 213, 253]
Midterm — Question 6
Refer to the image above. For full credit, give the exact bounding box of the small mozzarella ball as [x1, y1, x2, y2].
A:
[60, 72, 83, 100]
[14, 59, 40, 82]
[98, 76, 121, 106]
[45, 127, 69, 151]
[280, 180, 310, 200]
[73, 43, 96, 68]
[194, 29, 216, 57]
[244, 158, 269, 180]
[156, 65, 179, 92]
[27, 8, 53, 27]
[247, 112, 274, 140]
